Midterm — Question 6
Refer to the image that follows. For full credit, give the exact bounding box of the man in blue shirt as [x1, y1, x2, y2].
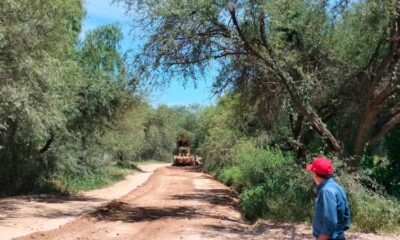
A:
[306, 157, 351, 240]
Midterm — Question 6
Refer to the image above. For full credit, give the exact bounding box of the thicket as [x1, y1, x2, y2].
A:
[118, 0, 400, 232]
[0, 0, 198, 195]
[193, 95, 400, 232]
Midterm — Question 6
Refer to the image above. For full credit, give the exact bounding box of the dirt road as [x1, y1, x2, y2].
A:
[10, 166, 400, 240]
[0, 163, 169, 240]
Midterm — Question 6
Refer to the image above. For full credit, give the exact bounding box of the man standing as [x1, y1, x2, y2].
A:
[306, 157, 351, 240]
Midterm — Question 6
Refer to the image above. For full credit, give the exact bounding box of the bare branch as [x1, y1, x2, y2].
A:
[165, 51, 248, 66]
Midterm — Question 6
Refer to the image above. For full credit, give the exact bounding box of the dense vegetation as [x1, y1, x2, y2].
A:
[2, 0, 400, 234]
[192, 95, 400, 232]
[0, 0, 198, 194]
[117, 0, 400, 232]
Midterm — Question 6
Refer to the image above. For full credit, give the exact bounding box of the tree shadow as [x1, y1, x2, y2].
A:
[170, 188, 238, 209]
[202, 222, 312, 239]
[89, 201, 198, 223]
[18, 194, 104, 204]
[0, 203, 19, 221]
[89, 199, 245, 225]
[167, 166, 200, 171]
[0, 194, 105, 221]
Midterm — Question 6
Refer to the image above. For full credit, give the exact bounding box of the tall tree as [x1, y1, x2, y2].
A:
[119, 0, 400, 167]
[0, 0, 84, 192]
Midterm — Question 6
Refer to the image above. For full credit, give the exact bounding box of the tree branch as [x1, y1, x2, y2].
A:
[371, 16, 400, 84]
[165, 51, 248, 66]
[258, 13, 276, 59]
[369, 112, 400, 145]
[229, 5, 341, 152]
[361, 37, 385, 72]
[39, 133, 55, 154]
[373, 83, 400, 106]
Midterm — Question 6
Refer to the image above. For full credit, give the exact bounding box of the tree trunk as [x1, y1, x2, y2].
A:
[272, 63, 342, 152]
[40, 133, 55, 154]
[229, 7, 342, 153]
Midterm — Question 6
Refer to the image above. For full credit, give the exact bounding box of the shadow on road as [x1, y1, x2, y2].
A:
[202, 222, 312, 240]
[22, 194, 104, 203]
[89, 200, 244, 225]
[0, 195, 104, 221]
[170, 188, 238, 208]
[89, 201, 196, 222]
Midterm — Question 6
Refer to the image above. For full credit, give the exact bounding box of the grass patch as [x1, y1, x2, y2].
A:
[55, 165, 135, 193]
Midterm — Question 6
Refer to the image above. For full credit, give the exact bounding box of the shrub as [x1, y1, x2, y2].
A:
[335, 171, 400, 232]
[208, 139, 400, 232]
[56, 165, 128, 193]
[349, 189, 400, 232]
[240, 185, 267, 220]
[219, 166, 241, 187]
[214, 141, 314, 222]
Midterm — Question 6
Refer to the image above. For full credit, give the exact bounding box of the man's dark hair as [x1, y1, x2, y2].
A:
[316, 173, 332, 179]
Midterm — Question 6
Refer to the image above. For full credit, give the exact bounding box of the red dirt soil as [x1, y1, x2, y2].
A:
[13, 167, 400, 240]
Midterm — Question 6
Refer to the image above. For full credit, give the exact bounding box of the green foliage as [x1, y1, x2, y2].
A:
[240, 185, 268, 221]
[334, 171, 400, 233]
[362, 126, 400, 198]
[0, 1, 159, 195]
[0, 0, 85, 194]
[219, 166, 241, 187]
[195, 96, 240, 171]
[56, 165, 129, 193]
[383, 126, 400, 197]
[197, 95, 400, 232]
[140, 106, 179, 161]
[121, 0, 400, 169]
[215, 142, 313, 221]
[2, 0, 400, 234]
[79, 25, 125, 76]
[349, 188, 400, 232]
[208, 134, 400, 231]
[101, 99, 149, 163]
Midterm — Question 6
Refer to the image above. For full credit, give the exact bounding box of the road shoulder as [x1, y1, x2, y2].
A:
[0, 163, 169, 240]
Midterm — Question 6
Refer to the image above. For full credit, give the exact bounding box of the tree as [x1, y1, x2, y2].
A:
[0, 1, 137, 193]
[119, 0, 400, 168]
[0, 0, 85, 192]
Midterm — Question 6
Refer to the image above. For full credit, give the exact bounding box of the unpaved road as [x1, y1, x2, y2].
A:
[11, 166, 400, 240]
[0, 163, 169, 240]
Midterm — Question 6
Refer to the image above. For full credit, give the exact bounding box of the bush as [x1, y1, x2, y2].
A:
[335, 170, 400, 232]
[350, 190, 400, 232]
[219, 166, 241, 187]
[204, 138, 400, 232]
[240, 185, 267, 220]
[56, 165, 128, 193]
[212, 140, 314, 222]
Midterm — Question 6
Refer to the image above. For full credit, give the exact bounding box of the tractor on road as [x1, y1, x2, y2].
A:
[173, 136, 202, 166]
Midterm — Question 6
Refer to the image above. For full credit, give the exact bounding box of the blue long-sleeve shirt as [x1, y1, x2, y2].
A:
[313, 178, 350, 239]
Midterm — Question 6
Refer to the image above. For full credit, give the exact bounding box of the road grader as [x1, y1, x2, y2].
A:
[172, 136, 202, 166]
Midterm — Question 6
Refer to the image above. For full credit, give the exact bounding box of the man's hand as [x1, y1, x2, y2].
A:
[317, 234, 329, 240]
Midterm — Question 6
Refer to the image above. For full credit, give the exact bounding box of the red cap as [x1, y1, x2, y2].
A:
[306, 157, 333, 175]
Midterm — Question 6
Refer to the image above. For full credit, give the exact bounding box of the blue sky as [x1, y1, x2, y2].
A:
[83, 0, 217, 107]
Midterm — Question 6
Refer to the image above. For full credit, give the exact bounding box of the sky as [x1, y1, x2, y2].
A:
[82, 0, 217, 107]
